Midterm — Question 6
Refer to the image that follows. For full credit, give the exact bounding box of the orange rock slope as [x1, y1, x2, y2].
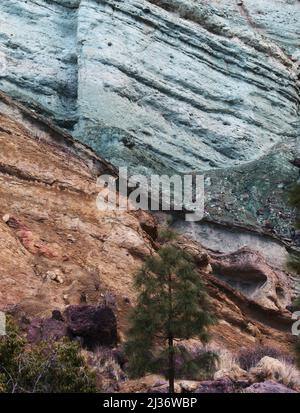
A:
[0, 93, 154, 326]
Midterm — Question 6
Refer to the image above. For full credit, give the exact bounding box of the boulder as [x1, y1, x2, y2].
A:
[28, 305, 118, 350]
[249, 356, 300, 388]
[244, 381, 297, 393]
[27, 311, 67, 343]
[179, 380, 200, 393]
[214, 365, 249, 382]
[250, 356, 283, 382]
[194, 378, 235, 393]
[64, 305, 118, 350]
[147, 381, 181, 393]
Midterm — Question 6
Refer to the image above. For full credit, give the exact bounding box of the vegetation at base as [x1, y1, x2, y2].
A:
[0, 317, 98, 393]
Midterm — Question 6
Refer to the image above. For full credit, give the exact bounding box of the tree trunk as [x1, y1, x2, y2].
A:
[168, 270, 175, 393]
[168, 335, 175, 393]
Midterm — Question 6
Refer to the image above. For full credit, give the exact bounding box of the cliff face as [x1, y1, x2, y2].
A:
[0, 92, 296, 355]
[0, 92, 154, 330]
[0, 0, 299, 357]
[0, 0, 299, 240]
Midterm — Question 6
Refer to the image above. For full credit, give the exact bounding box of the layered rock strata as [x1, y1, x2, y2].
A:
[0, 0, 299, 238]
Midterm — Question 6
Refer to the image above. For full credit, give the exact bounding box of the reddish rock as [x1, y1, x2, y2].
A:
[27, 312, 68, 343]
[0, 98, 295, 358]
[6, 217, 28, 231]
[64, 305, 118, 350]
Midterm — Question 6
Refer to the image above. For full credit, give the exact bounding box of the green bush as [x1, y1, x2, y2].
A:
[0, 317, 98, 393]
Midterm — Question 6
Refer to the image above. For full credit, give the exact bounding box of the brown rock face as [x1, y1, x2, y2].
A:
[132, 209, 158, 241]
[0, 93, 153, 330]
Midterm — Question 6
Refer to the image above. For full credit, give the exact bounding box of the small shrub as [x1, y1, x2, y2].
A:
[88, 347, 126, 386]
[0, 317, 98, 393]
[157, 226, 178, 242]
[238, 346, 294, 371]
[278, 360, 300, 389]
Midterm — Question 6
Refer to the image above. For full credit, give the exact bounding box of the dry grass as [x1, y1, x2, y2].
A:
[238, 345, 294, 371]
[250, 356, 300, 391]
[216, 349, 238, 371]
[203, 343, 237, 371]
[203, 344, 300, 390]
[90, 348, 124, 382]
[84, 347, 126, 391]
[278, 359, 300, 390]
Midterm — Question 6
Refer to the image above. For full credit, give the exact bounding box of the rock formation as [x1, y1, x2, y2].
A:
[27, 305, 118, 350]
[0, 92, 296, 357]
[0, 91, 154, 330]
[244, 381, 297, 394]
[211, 247, 292, 311]
[0, 0, 299, 393]
[65, 304, 118, 349]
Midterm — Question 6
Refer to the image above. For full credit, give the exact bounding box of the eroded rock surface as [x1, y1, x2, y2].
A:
[0, 95, 154, 331]
[211, 247, 292, 311]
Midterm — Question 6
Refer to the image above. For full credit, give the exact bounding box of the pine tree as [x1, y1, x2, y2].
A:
[289, 183, 300, 274]
[125, 245, 216, 393]
[296, 340, 300, 369]
[288, 183, 300, 366]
